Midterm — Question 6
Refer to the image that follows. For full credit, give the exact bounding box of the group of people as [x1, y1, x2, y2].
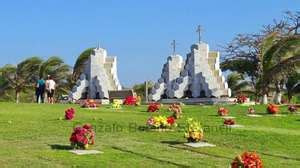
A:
[35, 75, 56, 104]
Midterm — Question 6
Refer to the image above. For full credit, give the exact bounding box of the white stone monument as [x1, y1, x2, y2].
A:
[70, 47, 122, 100]
[151, 26, 231, 101]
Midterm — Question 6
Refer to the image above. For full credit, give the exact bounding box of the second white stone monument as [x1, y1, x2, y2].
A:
[151, 35, 231, 101]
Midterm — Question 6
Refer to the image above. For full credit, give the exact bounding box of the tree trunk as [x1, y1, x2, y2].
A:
[273, 82, 282, 104]
[273, 92, 282, 104]
[16, 91, 20, 104]
[287, 91, 292, 103]
[260, 94, 268, 104]
[145, 81, 148, 103]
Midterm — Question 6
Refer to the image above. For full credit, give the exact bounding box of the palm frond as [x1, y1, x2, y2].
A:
[263, 35, 300, 72]
[73, 48, 94, 80]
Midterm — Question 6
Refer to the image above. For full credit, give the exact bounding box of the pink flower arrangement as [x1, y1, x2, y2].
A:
[123, 96, 137, 105]
[81, 99, 98, 108]
[65, 108, 75, 120]
[168, 104, 182, 119]
[248, 107, 255, 114]
[236, 95, 248, 104]
[288, 105, 298, 112]
[70, 124, 95, 149]
[147, 102, 160, 112]
[218, 107, 229, 116]
[224, 119, 235, 125]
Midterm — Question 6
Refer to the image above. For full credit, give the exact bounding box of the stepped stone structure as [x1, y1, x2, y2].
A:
[70, 47, 122, 100]
[151, 42, 231, 101]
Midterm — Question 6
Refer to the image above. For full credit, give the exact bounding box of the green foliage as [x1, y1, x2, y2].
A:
[221, 59, 257, 78]
[0, 103, 300, 167]
[0, 56, 71, 103]
[73, 48, 94, 81]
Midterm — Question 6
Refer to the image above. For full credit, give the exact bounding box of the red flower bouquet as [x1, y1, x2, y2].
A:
[167, 116, 176, 125]
[218, 107, 229, 116]
[81, 99, 98, 108]
[267, 104, 279, 114]
[288, 105, 297, 112]
[65, 108, 75, 120]
[231, 152, 263, 168]
[236, 95, 248, 104]
[70, 124, 95, 149]
[147, 102, 160, 112]
[168, 104, 182, 119]
[123, 96, 137, 105]
[224, 119, 235, 125]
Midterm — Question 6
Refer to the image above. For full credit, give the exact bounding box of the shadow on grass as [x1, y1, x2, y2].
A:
[257, 113, 289, 116]
[160, 140, 183, 145]
[49, 144, 73, 150]
[207, 114, 219, 117]
[111, 146, 191, 168]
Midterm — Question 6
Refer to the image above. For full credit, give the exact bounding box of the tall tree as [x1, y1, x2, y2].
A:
[221, 11, 300, 104]
[258, 33, 300, 104]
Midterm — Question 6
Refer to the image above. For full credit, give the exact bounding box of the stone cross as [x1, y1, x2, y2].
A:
[196, 25, 204, 43]
[171, 40, 177, 55]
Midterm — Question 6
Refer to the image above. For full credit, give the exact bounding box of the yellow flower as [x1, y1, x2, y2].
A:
[84, 144, 89, 149]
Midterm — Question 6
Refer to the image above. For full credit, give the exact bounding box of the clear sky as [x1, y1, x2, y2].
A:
[0, 0, 299, 87]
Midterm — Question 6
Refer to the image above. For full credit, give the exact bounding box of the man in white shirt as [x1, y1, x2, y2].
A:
[46, 75, 56, 104]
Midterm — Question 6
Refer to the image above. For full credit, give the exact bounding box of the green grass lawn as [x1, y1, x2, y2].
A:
[0, 102, 299, 168]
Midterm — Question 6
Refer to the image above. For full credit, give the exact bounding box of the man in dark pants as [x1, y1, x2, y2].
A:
[36, 77, 45, 103]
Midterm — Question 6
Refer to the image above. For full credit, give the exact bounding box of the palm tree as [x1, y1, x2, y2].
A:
[226, 72, 252, 96]
[39, 56, 71, 98]
[258, 33, 300, 104]
[0, 56, 71, 103]
[0, 57, 42, 103]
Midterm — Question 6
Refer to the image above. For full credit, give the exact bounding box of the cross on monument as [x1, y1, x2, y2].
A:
[171, 40, 177, 55]
[196, 25, 204, 43]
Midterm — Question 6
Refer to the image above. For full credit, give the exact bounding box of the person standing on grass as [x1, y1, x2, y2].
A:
[36, 77, 45, 103]
[46, 75, 56, 104]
